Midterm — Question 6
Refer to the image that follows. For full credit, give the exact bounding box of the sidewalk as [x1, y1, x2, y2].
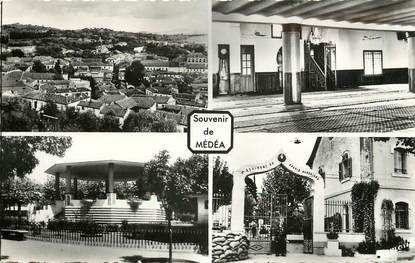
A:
[213, 84, 415, 132]
[0, 239, 209, 263]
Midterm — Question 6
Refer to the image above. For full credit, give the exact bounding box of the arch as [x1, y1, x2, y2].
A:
[230, 150, 325, 243]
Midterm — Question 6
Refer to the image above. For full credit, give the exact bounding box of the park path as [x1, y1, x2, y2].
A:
[1, 239, 209, 263]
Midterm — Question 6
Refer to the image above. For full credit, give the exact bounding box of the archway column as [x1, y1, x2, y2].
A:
[408, 32, 415, 93]
[282, 23, 302, 105]
[230, 172, 245, 232]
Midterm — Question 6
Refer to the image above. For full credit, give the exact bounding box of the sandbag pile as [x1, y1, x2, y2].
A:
[212, 232, 249, 262]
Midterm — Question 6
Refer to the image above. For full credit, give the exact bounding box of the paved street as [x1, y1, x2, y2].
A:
[241, 252, 414, 263]
[213, 85, 415, 133]
[0, 239, 209, 263]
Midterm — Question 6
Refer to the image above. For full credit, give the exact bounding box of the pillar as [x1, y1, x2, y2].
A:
[230, 172, 245, 232]
[107, 163, 116, 205]
[282, 23, 302, 105]
[312, 179, 326, 252]
[408, 32, 415, 93]
[73, 177, 78, 199]
[55, 172, 60, 200]
[65, 166, 72, 206]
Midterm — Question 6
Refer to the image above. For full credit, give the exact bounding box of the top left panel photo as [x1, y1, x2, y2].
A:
[1, 0, 208, 132]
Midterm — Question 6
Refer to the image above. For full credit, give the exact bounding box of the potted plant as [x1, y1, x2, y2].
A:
[127, 198, 142, 211]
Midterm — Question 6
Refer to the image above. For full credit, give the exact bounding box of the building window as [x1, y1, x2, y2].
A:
[394, 148, 407, 174]
[241, 53, 252, 75]
[363, 50, 383, 76]
[395, 202, 409, 229]
[339, 152, 352, 181]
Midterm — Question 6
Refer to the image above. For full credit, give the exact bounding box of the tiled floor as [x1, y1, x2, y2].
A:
[213, 84, 415, 133]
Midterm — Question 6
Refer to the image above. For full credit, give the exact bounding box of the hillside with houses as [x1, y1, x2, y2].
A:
[1, 24, 207, 132]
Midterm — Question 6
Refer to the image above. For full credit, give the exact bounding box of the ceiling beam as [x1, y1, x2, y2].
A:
[379, 13, 415, 24]
[347, 0, 415, 22]
[299, 0, 370, 19]
[284, 0, 341, 17]
[212, 11, 415, 32]
[358, 7, 415, 23]
[327, 0, 409, 21]
[261, 1, 310, 17]
[387, 16, 415, 24]
[238, 1, 286, 16]
[212, 0, 254, 14]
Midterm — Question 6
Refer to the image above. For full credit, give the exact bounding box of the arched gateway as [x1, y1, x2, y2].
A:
[230, 150, 325, 254]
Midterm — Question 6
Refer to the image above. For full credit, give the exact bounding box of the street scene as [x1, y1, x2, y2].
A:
[213, 134, 415, 262]
[1, 0, 208, 132]
[212, 0, 415, 133]
[0, 134, 208, 262]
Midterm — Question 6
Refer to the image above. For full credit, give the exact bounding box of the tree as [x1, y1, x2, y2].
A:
[124, 60, 145, 87]
[122, 111, 177, 132]
[80, 76, 99, 99]
[42, 101, 59, 117]
[10, 49, 24, 58]
[212, 156, 233, 203]
[99, 113, 121, 132]
[54, 60, 62, 75]
[32, 60, 47, 73]
[77, 111, 100, 131]
[0, 136, 72, 258]
[3, 178, 42, 226]
[1, 98, 39, 131]
[143, 151, 208, 262]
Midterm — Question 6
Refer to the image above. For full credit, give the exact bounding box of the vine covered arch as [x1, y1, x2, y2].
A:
[230, 150, 325, 250]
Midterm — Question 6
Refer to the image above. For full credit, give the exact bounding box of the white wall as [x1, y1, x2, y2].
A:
[212, 22, 241, 74]
[212, 22, 408, 75]
[312, 137, 361, 199]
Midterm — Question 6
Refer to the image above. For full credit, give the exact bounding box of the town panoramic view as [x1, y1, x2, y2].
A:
[1, 0, 208, 132]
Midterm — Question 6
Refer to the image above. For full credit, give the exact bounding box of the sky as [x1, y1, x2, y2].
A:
[28, 133, 192, 184]
[214, 134, 318, 192]
[2, 0, 208, 34]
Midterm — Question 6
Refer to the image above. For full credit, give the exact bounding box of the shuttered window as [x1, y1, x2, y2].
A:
[394, 148, 407, 174]
[339, 153, 352, 181]
[395, 202, 409, 229]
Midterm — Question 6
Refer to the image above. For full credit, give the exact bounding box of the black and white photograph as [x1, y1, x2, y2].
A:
[213, 134, 415, 262]
[212, 0, 415, 133]
[0, 134, 208, 262]
[1, 0, 208, 132]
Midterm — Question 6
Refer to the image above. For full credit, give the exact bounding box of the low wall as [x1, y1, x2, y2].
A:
[212, 232, 249, 262]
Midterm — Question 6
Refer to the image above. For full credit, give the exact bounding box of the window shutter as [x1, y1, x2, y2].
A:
[339, 162, 343, 181]
[348, 157, 352, 178]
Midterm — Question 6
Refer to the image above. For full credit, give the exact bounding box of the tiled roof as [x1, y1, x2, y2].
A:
[186, 64, 207, 69]
[131, 96, 156, 109]
[21, 72, 56, 81]
[115, 97, 138, 109]
[152, 95, 172, 104]
[100, 104, 127, 118]
[78, 100, 104, 109]
[23, 92, 88, 105]
[98, 94, 127, 104]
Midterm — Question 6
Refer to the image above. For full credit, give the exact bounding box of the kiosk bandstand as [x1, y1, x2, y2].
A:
[45, 160, 166, 224]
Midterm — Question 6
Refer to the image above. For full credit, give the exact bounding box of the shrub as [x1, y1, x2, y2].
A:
[340, 246, 355, 257]
[356, 240, 379, 254]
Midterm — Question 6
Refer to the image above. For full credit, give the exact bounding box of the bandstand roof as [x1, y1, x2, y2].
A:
[45, 160, 145, 181]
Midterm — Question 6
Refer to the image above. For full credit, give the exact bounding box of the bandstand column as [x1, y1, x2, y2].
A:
[408, 32, 415, 93]
[282, 23, 302, 105]
[65, 166, 72, 206]
[107, 162, 116, 205]
[73, 177, 78, 199]
[55, 172, 60, 199]
[230, 172, 245, 232]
